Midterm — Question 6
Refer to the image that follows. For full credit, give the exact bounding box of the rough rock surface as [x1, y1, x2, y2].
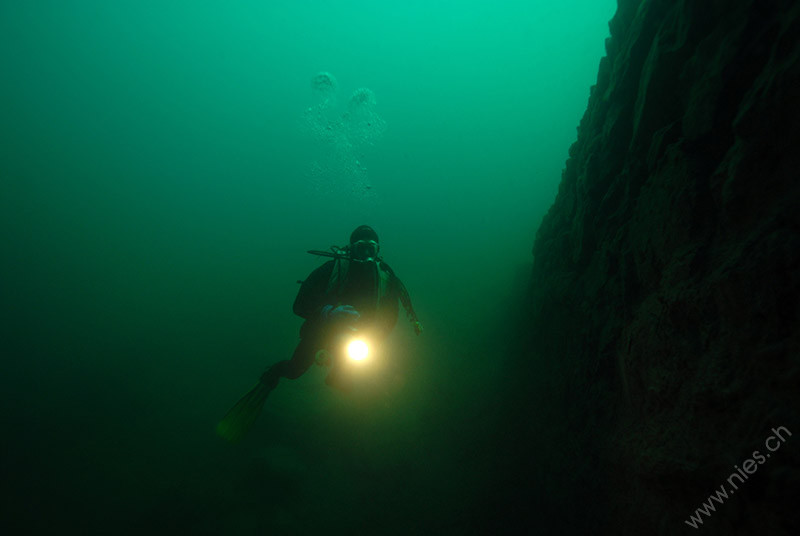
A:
[496, 0, 800, 534]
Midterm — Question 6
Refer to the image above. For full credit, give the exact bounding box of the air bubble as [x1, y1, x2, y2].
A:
[300, 73, 385, 204]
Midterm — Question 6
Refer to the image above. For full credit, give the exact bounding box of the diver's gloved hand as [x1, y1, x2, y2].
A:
[320, 304, 360, 324]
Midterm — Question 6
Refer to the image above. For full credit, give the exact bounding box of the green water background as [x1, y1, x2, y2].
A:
[1, 1, 614, 533]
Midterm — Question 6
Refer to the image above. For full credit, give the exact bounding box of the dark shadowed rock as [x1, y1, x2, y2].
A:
[490, 1, 800, 534]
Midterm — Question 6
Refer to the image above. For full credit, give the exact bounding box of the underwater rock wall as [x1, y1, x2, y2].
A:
[514, 0, 799, 533]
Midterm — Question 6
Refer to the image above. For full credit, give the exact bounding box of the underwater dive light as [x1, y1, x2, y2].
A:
[346, 339, 369, 362]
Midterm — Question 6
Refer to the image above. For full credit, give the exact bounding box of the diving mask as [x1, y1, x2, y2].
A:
[350, 239, 379, 262]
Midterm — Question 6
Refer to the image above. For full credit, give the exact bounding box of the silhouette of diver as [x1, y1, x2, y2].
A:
[217, 225, 421, 442]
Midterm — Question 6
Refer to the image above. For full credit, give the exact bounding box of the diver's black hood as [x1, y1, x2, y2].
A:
[349, 225, 379, 244]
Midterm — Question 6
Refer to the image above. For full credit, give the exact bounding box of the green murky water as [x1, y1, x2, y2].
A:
[1, 1, 614, 533]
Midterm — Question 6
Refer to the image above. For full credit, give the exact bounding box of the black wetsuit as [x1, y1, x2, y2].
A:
[261, 259, 415, 387]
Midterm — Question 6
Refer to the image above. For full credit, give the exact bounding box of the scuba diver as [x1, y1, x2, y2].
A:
[217, 225, 422, 442]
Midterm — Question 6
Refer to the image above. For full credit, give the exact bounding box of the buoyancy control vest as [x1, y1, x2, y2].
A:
[324, 258, 391, 312]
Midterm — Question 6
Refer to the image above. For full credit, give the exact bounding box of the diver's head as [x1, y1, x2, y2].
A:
[349, 225, 380, 262]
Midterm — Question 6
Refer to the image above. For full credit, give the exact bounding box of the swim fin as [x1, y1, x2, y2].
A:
[216, 380, 272, 442]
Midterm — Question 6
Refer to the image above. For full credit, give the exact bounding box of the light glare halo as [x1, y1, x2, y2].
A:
[347, 339, 369, 361]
